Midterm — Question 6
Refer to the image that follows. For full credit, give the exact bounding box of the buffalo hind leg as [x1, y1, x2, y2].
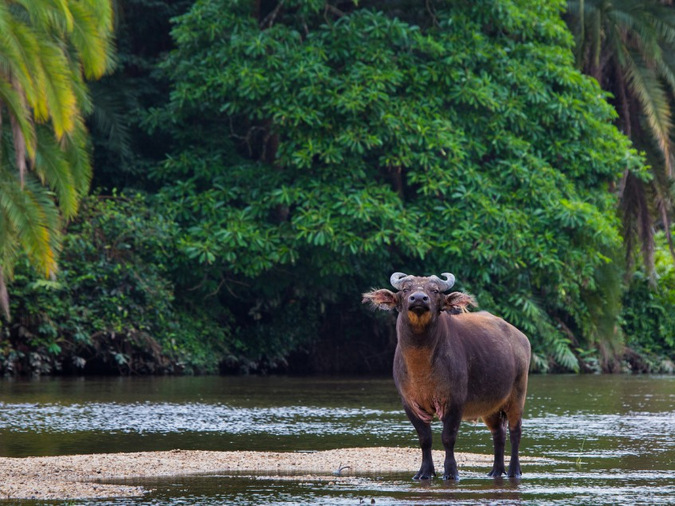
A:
[507, 417, 523, 477]
[483, 411, 507, 477]
[441, 409, 462, 480]
[404, 406, 435, 480]
[506, 373, 528, 478]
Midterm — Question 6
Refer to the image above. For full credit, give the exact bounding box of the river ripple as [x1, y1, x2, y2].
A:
[0, 374, 673, 504]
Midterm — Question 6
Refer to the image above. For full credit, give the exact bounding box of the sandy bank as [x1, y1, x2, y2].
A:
[0, 447, 503, 500]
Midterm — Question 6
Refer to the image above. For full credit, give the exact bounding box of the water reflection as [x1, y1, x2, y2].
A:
[0, 374, 673, 505]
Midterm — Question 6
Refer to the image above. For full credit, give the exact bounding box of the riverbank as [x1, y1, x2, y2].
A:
[0, 447, 500, 500]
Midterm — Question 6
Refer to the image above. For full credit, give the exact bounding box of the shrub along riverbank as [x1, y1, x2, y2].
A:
[0, 193, 672, 376]
[1, 195, 231, 375]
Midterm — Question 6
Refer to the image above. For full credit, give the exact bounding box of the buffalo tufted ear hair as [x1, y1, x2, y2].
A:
[442, 292, 477, 314]
[362, 289, 398, 311]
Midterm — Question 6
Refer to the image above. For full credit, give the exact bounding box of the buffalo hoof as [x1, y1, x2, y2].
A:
[507, 469, 522, 478]
[488, 467, 506, 478]
[413, 470, 435, 480]
[442, 473, 460, 481]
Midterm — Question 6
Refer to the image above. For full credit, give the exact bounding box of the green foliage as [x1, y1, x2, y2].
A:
[621, 231, 675, 372]
[142, 0, 646, 372]
[0, 193, 231, 375]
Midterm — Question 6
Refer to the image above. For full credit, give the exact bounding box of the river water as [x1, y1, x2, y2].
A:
[0, 374, 673, 504]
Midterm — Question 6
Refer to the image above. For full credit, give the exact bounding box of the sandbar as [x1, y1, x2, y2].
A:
[0, 447, 514, 500]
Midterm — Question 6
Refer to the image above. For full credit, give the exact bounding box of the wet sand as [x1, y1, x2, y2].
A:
[0, 447, 497, 500]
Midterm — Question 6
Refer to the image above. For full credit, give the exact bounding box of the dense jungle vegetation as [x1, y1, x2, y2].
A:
[1, 0, 674, 375]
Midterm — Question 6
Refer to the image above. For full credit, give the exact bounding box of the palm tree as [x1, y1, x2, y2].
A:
[565, 0, 675, 275]
[0, 0, 115, 318]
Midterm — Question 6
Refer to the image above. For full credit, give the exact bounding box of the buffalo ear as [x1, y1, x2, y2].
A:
[443, 292, 477, 314]
[362, 289, 398, 311]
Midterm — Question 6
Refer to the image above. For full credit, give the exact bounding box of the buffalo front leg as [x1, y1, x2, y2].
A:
[440, 410, 462, 480]
[404, 405, 435, 480]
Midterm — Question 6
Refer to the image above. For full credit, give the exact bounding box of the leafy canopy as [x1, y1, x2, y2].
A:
[149, 0, 644, 371]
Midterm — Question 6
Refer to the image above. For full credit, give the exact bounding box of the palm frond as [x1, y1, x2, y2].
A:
[35, 37, 78, 138]
[69, 0, 116, 80]
[0, 11, 47, 123]
[622, 49, 673, 176]
[66, 57, 92, 115]
[61, 116, 93, 200]
[0, 190, 21, 267]
[30, 0, 74, 32]
[0, 0, 114, 317]
[657, 44, 675, 92]
[0, 174, 61, 278]
[0, 77, 36, 159]
[34, 126, 77, 216]
[640, 2, 675, 45]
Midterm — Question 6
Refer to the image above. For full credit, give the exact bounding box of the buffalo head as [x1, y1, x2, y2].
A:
[363, 272, 475, 331]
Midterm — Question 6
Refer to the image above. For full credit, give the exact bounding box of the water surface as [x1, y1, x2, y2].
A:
[0, 374, 673, 504]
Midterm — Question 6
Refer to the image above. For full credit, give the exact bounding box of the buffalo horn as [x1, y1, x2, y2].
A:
[390, 272, 412, 290]
[429, 272, 456, 292]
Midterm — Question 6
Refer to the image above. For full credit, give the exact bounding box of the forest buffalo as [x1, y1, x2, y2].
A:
[363, 272, 531, 480]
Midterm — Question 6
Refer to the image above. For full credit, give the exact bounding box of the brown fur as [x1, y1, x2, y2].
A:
[363, 275, 531, 481]
[406, 310, 432, 332]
